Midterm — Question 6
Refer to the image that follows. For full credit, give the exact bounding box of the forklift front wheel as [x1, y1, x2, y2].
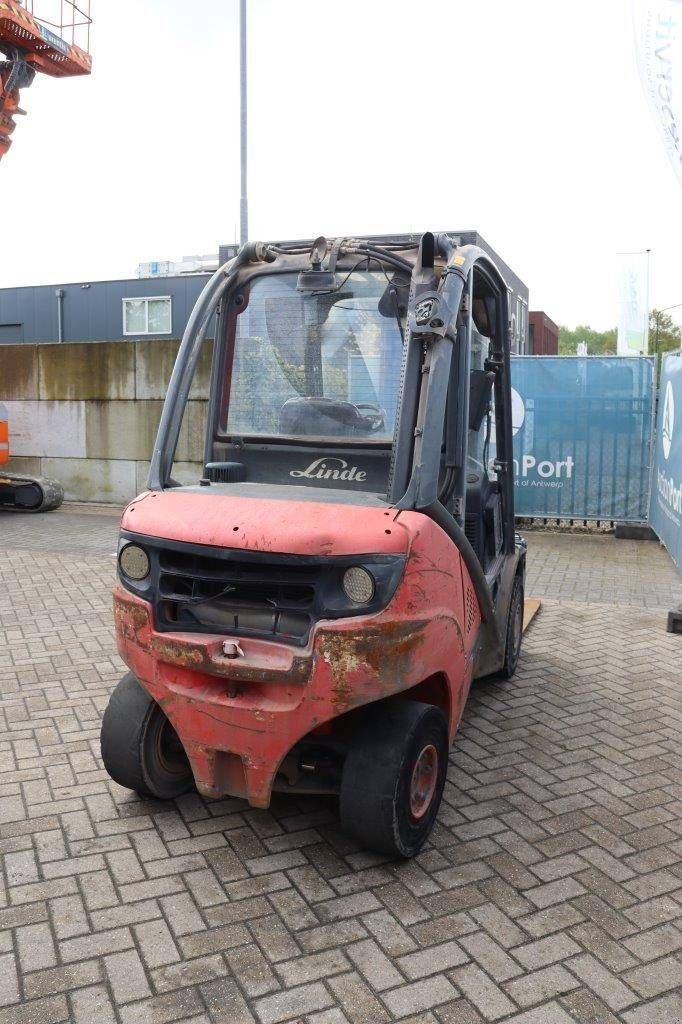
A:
[500, 574, 524, 680]
[100, 673, 193, 800]
[339, 700, 448, 858]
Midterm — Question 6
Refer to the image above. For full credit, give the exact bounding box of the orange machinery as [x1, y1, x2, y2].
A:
[0, 401, 63, 511]
[0, 0, 91, 159]
[0, 4, 90, 507]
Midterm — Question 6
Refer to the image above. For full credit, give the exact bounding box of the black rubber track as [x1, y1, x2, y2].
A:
[0, 472, 63, 512]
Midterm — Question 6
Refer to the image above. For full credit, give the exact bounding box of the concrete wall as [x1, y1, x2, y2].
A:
[1, 340, 210, 503]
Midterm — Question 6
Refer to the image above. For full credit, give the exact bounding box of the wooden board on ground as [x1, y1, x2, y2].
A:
[523, 598, 541, 632]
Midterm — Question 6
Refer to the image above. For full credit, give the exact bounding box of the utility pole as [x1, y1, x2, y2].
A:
[239, 0, 248, 245]
[644, 248, 651, 354]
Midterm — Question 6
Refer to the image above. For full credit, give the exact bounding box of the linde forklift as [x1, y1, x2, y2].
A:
[102, 232, 526, 857]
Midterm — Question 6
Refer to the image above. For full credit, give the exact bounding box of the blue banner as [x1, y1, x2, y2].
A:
[508, 357, 654, 521]
[650, 351, 682, 573]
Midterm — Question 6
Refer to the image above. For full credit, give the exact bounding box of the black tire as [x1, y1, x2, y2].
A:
[100, 672, 193, 799]
[339, 700, 449, 858]
[500, 574, 524, 680]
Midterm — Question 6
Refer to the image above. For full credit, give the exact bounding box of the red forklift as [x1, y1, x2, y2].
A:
[102, 232, 526, 857]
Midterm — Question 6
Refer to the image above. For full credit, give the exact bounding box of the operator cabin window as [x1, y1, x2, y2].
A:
[123, 297, 172, 336]
[223, 271, 405, 444]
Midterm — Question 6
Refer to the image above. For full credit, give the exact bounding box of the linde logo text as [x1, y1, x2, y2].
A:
[290, 457, 368, 483]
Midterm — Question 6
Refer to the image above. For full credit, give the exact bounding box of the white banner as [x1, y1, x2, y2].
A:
[617, 252, 650, 354]
[633, 1, 682, 186]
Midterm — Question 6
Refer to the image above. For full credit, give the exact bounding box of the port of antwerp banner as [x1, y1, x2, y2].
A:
[650, 350, 682, 572]
[633, 1, 682, 185]
[507, 357, 654, 522]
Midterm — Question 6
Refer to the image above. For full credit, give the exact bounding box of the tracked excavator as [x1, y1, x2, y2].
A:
[1, 1, 92, 510]
[0, 402, 63, 510]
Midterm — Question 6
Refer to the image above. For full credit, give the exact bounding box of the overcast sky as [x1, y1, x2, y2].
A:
[1, 0, 681, 329]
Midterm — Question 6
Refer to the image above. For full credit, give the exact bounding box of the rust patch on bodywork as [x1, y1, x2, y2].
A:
[153, 638, 207, 668]
[113, 592, 149, 637]
[152, 634, 311, 686]
[114, 587, 311, 686]
[318, 619, 429, 714]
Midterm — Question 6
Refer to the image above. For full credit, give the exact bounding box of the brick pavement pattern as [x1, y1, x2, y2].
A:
[525, 531, 682, 610]
[0, 510, 680, 1024]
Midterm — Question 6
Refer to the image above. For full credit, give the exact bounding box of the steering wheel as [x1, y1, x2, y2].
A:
[355, 403, 386, 434]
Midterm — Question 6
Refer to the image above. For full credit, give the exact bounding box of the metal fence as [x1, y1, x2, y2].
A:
[508, 356, 655, 522]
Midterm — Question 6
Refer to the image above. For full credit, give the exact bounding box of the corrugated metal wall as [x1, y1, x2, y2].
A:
[0, 275, 211, 345]
[529, 311, 559, 355]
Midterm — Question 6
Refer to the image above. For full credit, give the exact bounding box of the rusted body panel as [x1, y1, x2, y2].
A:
[114, 494, 481, 808]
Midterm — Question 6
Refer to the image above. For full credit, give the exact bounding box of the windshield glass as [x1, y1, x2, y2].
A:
[223, 270, 406, 443]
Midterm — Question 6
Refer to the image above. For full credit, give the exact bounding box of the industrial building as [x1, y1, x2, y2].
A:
[1, 233, 532, 352]
[0, 274, 212, 345]
[528, 310, 559, 355]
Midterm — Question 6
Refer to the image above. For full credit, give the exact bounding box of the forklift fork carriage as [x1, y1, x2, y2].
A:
[103, 231, 527, 857]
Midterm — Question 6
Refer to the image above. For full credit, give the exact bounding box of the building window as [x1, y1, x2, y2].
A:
[123, 296, 172, 336]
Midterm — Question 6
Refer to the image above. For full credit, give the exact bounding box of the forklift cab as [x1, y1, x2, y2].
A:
[104, 233, 526, 858]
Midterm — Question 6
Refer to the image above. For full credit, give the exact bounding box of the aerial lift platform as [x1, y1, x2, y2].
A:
[0, 2, 91, 510]
[0, 0, 91, 159]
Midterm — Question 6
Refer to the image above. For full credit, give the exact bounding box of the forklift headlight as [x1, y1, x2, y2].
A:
[119, 544, 151, 582]
[342, 567, 375, 604]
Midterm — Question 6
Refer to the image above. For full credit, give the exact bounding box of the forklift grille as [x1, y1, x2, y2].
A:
[156, 549, 318, 642]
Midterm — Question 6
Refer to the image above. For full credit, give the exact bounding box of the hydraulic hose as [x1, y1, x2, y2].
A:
[427, 499, 501, 642]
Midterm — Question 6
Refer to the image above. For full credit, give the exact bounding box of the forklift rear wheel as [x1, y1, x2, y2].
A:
[339, 700, 448, 858]
[100, 673, 193, 799]
[500, 575, 524, 680]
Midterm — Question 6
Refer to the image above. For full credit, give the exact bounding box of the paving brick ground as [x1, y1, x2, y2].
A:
[525, 531, 682, 611]
[0, 508, 680, 1024]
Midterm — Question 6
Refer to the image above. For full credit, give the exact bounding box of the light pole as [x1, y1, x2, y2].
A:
[239, 0, 248, 245]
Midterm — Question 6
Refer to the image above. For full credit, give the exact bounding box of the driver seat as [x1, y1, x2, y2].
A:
[281, 396, 371, 437]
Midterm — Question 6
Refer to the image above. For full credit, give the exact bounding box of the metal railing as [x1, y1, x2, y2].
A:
[21, 0, 91, 52]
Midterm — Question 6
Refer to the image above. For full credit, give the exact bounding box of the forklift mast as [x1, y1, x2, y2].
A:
[0, 0, 91, 159]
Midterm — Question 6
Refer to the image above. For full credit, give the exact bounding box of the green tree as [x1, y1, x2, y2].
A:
[649, 309, 682, 358]
[558, 324, 617, 355]
[558, 311, 681, 357]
